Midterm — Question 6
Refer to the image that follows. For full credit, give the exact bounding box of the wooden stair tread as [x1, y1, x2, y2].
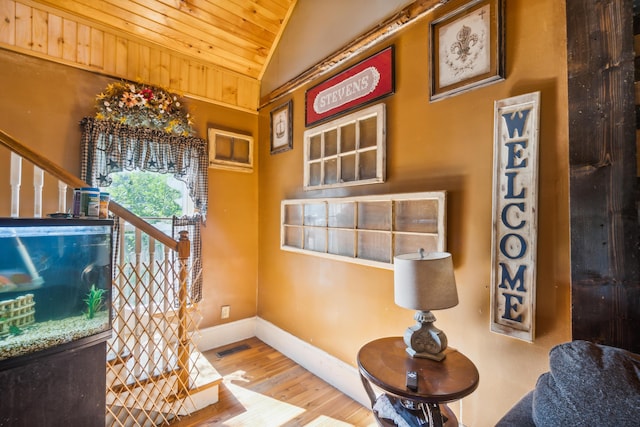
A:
[108, 349, 221, 394]
[190, 350, 223, 390]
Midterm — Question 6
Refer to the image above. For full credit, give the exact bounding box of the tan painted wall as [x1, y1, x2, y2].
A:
[0, 0, 571, 423]
[0, 48, 259, 329]
[257, 0, 570, 425]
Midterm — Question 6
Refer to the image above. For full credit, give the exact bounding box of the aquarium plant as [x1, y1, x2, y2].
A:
[9, 324, 23, 336]
[84, 284, 107, 319]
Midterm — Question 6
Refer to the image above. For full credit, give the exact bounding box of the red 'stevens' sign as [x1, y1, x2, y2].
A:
[305, 46, 394, 126]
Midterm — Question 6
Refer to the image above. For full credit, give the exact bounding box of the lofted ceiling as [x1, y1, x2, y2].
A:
[0, 0, 299, 112]
[34, 0, 297, 81]
[3, 0, 442, 111]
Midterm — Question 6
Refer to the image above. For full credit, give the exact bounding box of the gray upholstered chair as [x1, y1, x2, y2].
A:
[496, 340, 640, 426]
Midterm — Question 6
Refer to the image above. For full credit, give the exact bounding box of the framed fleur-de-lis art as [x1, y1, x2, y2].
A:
[429, 0, 505, 101]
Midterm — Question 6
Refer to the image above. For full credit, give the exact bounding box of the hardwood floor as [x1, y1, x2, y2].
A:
[170, 337, 377, 427]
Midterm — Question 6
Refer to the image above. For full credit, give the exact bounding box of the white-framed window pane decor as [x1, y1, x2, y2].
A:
[303, 103, 386, 190]
[281, 191, 447, 269]
[208, 127, 254, 173]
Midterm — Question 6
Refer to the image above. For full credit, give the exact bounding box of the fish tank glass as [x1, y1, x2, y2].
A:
[0, 218, 113, 368]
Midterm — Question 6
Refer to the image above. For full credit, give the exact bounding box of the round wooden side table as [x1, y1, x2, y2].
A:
[357, 337, 479, 427]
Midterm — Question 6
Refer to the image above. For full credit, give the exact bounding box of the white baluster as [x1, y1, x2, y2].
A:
[33, 166, 43, 218]
[58, 181, 68, 214]
[10, 153, 22, 218]
[147, 236, 157, 374]
[133, 227, 143, 378]
[161, 244, 171, 372]
[115, 217, 126, 357]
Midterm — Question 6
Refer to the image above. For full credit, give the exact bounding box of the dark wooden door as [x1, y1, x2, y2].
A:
[566, 0, 640, 353]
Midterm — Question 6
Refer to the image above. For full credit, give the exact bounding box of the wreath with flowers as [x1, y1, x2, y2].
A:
[95, 81, 194, 136]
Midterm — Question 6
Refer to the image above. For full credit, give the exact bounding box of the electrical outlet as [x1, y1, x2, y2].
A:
[221, 305, 230, 319]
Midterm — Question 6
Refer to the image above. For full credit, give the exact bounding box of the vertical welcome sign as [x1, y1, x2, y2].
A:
[490, 92, 540, 342]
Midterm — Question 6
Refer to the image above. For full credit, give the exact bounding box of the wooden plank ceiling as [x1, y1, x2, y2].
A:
[0, 0, 297, 112]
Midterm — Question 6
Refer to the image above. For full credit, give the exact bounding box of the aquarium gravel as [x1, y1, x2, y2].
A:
[0, 311, 109, 361]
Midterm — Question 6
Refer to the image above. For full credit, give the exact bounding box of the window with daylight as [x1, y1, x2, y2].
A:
[80, 117, 209, 219]
[80, 116, 207, 303]
[101, 171, 194, 234]
[303, 103, 386, 190]
[281, 191, 447, 270]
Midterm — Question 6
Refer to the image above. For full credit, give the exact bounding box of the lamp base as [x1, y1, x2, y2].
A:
[405, 346, 446, 361]
[403, 310, 448, 361]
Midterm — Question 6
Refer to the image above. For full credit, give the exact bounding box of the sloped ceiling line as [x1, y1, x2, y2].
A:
[259, 0, 449, 109]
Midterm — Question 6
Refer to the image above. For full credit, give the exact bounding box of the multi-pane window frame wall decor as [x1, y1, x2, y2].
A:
[281, 191, 447, 270]
[208, 127, 254, 173]
[303, 103, 386, 190]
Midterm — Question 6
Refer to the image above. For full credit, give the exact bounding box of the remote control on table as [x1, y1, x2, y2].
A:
[406, 370, 418, 391]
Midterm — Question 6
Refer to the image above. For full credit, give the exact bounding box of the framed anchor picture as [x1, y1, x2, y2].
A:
[270, 100, 293, 155]
[429, 0, 505, 101]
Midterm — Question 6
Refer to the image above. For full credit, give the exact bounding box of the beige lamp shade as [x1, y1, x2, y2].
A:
[394, 250, 458, 311]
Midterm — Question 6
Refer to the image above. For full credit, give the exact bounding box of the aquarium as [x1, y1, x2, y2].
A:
[0, 218, 113, 367]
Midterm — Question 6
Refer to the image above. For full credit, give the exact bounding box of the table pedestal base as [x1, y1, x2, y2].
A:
[373, 394, 457, 427]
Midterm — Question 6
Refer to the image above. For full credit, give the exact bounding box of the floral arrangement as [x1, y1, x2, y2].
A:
[95, 81, 194, 136]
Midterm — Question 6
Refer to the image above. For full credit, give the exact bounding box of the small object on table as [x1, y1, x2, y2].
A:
[406, 371, 418, 392]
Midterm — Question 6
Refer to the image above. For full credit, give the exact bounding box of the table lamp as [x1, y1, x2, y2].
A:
[394, 249, 458, 361]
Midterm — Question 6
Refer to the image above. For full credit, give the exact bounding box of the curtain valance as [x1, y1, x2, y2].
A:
[80, 117, 208, 220]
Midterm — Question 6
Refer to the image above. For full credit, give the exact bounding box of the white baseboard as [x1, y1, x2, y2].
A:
[196, 316, 257, 351]
[197, 317, 370, 407]
[255, 317, 370, 407]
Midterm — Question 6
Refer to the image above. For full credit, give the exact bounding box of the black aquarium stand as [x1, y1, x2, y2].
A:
[0, 338, 108, 427]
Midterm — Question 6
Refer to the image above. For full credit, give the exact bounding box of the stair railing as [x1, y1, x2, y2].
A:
[0, 128, 200, 426]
